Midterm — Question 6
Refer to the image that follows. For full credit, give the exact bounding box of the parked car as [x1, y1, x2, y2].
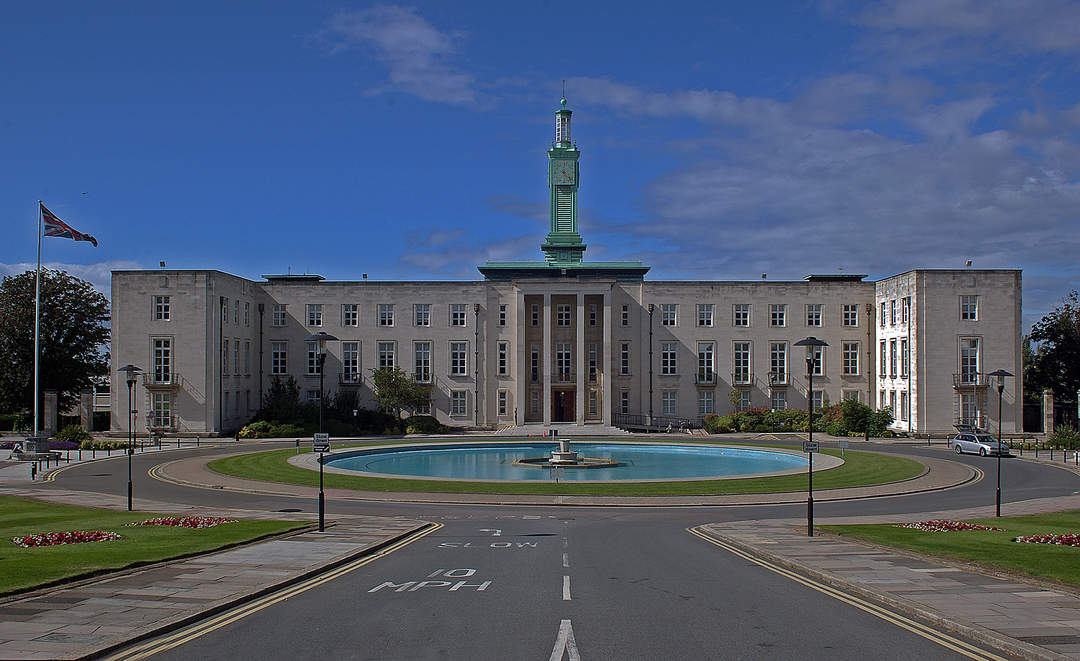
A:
[950, 432, 1009, 456]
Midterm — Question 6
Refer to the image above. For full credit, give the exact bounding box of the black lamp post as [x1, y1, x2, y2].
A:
[305, 331, 337, 532]
[988, 369, 1013, 517]
[794, 337, 828, 537]
[117, 364, 142, 511]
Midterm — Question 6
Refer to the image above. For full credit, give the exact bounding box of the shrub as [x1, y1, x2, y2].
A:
[238, 421, 307, 439]
[0, 413, 31, 432]
[53, 424, 92, 445]
[1049, 426, 1080, 450]
[79, 439, 127, 450]
[404, 415, 449, 434]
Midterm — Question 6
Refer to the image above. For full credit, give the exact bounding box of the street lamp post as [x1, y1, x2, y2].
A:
[117, 365, 142, 511]
[794, 337, 828, 537]
[988, 369, 1013, 517]
[305, 332, 338, 532]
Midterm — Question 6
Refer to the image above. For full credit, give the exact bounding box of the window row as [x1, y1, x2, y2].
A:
[615, 341, 862, 381]
[269, 341, 477, 381]
[879, 297, 912, 328]
[647, 303, 864, 329]
[269, 303, 478, 328]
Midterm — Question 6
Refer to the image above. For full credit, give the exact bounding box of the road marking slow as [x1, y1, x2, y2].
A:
[548, 619, 580, 661]
[562, 552, 569, 568]
[688, 527, 1011, 661]
[562, 575, 571, 600]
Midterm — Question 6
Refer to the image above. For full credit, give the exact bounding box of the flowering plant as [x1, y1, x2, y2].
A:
[896, 520, 1005, 533]
[126, 516, 237, 529]
[1013, 533, 1080, 547]
[12, 530, 121, 548]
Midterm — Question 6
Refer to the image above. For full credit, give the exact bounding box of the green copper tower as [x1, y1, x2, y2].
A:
[542, 97, 586, 264]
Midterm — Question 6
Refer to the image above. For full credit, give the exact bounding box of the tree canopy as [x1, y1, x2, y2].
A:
[369, 367, 431, 423]
[0, 269, 110, 419]
[1027, 290, 1080, 399]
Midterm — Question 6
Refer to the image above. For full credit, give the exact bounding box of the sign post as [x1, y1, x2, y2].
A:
[313, 433, 330, 531]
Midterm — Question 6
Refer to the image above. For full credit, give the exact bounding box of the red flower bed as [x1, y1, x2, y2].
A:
[896, 520, 1005, 533]
[1014, 533, 1080, 547]
[12, 530, 121, 548]
[126, 516, 237, 529]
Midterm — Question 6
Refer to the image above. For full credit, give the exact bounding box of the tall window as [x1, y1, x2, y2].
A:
[621, 304, 630, 326]
[451, 391, 467, 416]
[960, 337, 980, 384]
[499, 304, 507, 327]
[415, 304, 430, 327]
[662, 391, 678, 415]
[306, 342, 320, 375]
[272, 304, 286, 327]
[699, 390, 714, 415]
[889, 339, 897, 378]
[588, 343, 597, 383]
[812, 391, 825, 410]
[530, 345, 540, 383]
[378, 341, 395, 369]
[769, 304, 786, 327]
[222, 339, 228, 375]
[342, 304, 358, 327]
[498, 341, 509, 376]
[842, 342, 859, 376]
[271, 342, 287, 375]
[450, 342, 468, 376]
[733, 342, 751, 384]
[880, 302, 886, 327]
[900, 339, 909, 378]
[588, 390, 598, 416]
[498, 391, 508, 416]
[810, 346, 824, 376]
[234, 300, 239, 324]
[306, 304, 322, 327]
[770, 342, 787, 382]
[233, 340, 240, 376]
[902, 297, 910, 324]
[531, 304, 539, 327]
[697, 304, 713, 327]
[152, 338, 172, 383]
[589, 304, 597, 327]
[733, 304, 750, 327]
[620, 390, 630, 414]
[959, 392, 978, 425]
[661, 342, 678, 375]
[152, 392, 171, 428]
[620, 342, 631, 376]
[414, 342, 431, 382]
[243, 341, 250, 374]
[880, 340, 887, 375]
[244, 302, 249, 327]
[770, 390, 787, 410]
[661, 304, 677, 326]
[154, 295, 170, 321]
[450, 303, 466, 327]
[342, 342, 359, 381]
[698, 342, 715, 383]
[556, 343, 572, 381]
[222, 298, 228, 324]
[960, 295, 979, 321]
[842, 304, 858, 327]
[531, 390, 540, 415]
[900, 391, 909, 421]
[737, 390, 751, 411]
[557, 303, 571, 327]
[806, 304, 822, 327]
[890, 299, 897, 326]
[378, 304, 394, 327]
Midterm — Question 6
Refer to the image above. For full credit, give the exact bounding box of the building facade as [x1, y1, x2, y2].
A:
[111, 100, 1023, 436]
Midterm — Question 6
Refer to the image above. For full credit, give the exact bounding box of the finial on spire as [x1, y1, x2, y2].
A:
[561, 79, 568, 107]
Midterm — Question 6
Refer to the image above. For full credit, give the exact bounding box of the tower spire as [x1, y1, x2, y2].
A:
[543, 94, 585, 264]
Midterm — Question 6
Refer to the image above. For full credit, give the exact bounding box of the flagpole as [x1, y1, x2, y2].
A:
[34, 201, 42, 438]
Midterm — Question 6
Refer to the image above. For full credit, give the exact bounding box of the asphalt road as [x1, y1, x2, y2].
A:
[42, 440, 1080, 660]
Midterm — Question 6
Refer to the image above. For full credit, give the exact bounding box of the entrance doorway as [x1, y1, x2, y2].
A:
[552, 390, 575, 422]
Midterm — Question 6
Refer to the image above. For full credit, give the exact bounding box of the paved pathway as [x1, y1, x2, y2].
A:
[699, 495, 1080, 661]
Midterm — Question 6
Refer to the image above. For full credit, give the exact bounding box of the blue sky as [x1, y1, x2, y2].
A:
[2, 1, 1078, 328]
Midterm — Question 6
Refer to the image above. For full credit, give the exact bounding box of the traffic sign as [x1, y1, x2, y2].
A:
[802, 441, 819, 453]
[313, 433, 331, 453]
[837, 440, 849, 448]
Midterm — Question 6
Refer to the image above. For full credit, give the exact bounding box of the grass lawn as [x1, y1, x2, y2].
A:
[821, 510, 1080, 588]
[208, 438, 924, 496]
[0, 496, 307, 595]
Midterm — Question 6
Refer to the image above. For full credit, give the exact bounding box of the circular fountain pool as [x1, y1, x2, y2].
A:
[322, 442, 810, 482]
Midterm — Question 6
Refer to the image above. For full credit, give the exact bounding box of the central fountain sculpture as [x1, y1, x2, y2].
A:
[513, 439, 619, 469]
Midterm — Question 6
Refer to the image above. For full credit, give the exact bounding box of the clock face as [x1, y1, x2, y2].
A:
[552, 161, 575, 185]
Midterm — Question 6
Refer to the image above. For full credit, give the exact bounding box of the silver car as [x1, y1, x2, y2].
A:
[951, 432, 1009, 456]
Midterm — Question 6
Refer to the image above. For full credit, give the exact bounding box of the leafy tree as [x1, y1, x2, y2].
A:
[258, 376, 312, 425]
[1027, 291, 1080, 399]
[0, 269, 109, 423]
[370, 367, 431, 427]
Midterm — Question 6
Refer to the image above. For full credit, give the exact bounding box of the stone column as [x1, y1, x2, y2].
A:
[43, 390, 58, 437]
[543, 293, 552, 426]
[516, 288, 526, 426]
[1043, 389, 1054, 434]
[80, 390, 93, 432]
[576, 292, 585, 425]
[602, 289, 612, 426]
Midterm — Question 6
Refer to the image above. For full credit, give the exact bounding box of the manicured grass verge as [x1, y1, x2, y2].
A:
[208, 439, 924, 496]
[821, 510, 1080, 588]
[0, 496, 306, 595]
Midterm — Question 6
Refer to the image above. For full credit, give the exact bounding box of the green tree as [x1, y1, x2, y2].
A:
[0, 269, 109, 423]
[370, 367, 431, 426]
[1027, 291, 1080, 399]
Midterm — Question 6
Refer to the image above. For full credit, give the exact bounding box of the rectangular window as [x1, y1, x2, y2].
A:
[271, 342, 287, 375]
[842, 304, 858, 328]
[556, 343, 572, 381]
[272, 304, 286, 327]
[152, 392, 171, 428]
[498, 390, 508, 416]
[961, 295, 979, 321]
[889, 390, 896, 416]
[341, 342, 359, 381]
[306, 342, 320, 375]
[414, 342, 431, 382]
[588, 390, 598, 416]
[306, 304, 322, 327]
[960, 337, 980, 384]
[699, 390, 714, 415]
[233, 340, 239, 376]
[698, 342, 715, 384]
[499, 304, 507, 327]
[880, 390, 887, 409]
[154, 295, 171, 321]
[733, 304, 750, 327]
[378, 341, 396, 369]
[415, 399, 431, 415]
[842, 342, 859, 376]
[588, 343, 597, 383]
[733, 342, 751, 384]
[769, 304, 786, 327]
[738, 390, 751, 411]
[810, 346, 824, 376]
[661, 304, 677, 326]
[812, 391, 825, 410]
[902, 297, 910, 324]
[806, 304, 822, 327]
[880, 301, 886, 327]
[842, 390, 860, 402]
[243, 341, 250, 374]
[414, 304, 431, 327]
[450, 342, 468, 376]
[530, 390, 540, 415]
[900, 391, 909, 421]
[959, 392, 978, 426]
[890, 299, 897, 326]
[697, 304, 713, 327]
[450, 303, 467, 327]
[378, 304, 394, 327]
[589, 304, 597, 327]
[152, 338, 172, 383]
[770, 390, 787, 410]
[498, 341, 509, 376]
[450, 390, 467, 416]
[621, 304, 630, 327]
[901, 339, 909, 378]
[342, 304, 358, 327]
[889, 339, 897, 378]
[244, 302, 250, 327]
[222, 339, 228, 375]
[880, 341, 887, 375]
[620, 342, 631, 376]
[531, 304, 540, 327]
[234, 300, 239, 325]
[661, 342, 678, 375]
[662, 391, 678, 415]
[305, 390, 319, 404]
[557, 303, 571, 327]
[530, 345, 540, 383]
[620, 390, 630, 414]
[770, 343, 787, 383]
[222, 298, 228, 324]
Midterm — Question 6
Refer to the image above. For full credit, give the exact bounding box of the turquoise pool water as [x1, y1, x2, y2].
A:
[323, 443, 807, 481]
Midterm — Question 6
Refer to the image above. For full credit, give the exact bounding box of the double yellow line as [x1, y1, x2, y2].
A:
[688, 526, 1011, 661]
[103, 522, 442, 660]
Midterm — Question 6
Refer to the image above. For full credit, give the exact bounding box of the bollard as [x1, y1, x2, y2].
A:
[31, 462, 37, 480]
[196, 435, 200, 447]
[79, 448, 82, 460]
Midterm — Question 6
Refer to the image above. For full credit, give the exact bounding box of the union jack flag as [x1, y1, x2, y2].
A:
[41, 203, 97, 247]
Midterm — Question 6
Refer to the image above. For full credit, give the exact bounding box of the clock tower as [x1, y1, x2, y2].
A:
[542, 97, 586, 264]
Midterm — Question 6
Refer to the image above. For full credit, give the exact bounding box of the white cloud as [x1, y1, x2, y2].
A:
[0, 260, 142, 297]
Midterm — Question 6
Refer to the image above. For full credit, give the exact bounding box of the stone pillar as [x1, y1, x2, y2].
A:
[80, 390, 93, 432]
[516, 288, 526, 426]
[543, 293, 552, 426]
[1043, 389, 1054, 434]
[43, 390, 58, 437]
[602, 289, 612, 426]
[575, 292, 585, 425]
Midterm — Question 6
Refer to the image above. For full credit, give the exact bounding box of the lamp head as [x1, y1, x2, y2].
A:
[118, 364, 142, 387]
[304, 331, 339, 355]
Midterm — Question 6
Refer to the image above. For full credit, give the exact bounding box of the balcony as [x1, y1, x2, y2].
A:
[145, 374, 183, 390]
[695, 371, 717, 385]
[955, 416, 987, 430]
[730, 372, 752, 387]
[339, 372, 363, 386]
[146, 414, 177, 431]
[952, 372, 988, 388]
[767, 372, 788, 386]
[552, 370, 575, 384]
